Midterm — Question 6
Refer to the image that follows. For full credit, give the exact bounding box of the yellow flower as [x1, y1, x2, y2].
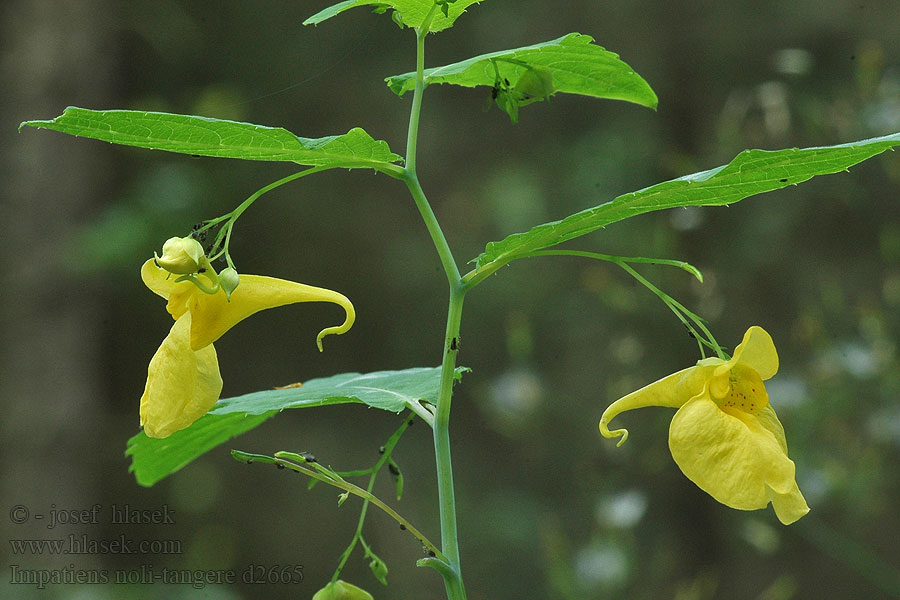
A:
[140, 258, 355, 439]
[599, 326, 809, 525]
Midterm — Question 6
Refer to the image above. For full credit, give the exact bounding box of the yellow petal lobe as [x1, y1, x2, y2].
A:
[187, 274, 355, 350]
[140, 313, 223, 438]
[725, 325, 779, 380]
[142, 258, 180, 300]
[668, 394, 807, 524]
[768, 479, 811, 525]
[142, 260, 355, 351]
[141, 259, 195, 320]
[600, 361, 720, 445]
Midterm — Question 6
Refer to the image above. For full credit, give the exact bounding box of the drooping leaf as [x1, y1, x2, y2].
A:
[470, 133, 900, 274]
[365, 545, 389, 585]
[385, 33, 658, 115]
[304, 0, 481, 33]
[126, 366, 465, 486]
[20, 107, 401, 170]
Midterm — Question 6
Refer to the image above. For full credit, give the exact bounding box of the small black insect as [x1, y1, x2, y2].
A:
[190, 223, 208, 243]
[388, 463, 400, 476]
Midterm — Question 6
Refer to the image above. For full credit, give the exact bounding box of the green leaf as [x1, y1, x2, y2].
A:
[385, 33, 658, 114]
[126, 366, 464, 487]
[470, 133, 900, 273]
[20, 107, 401, 170]
[364, 545, 389, 585]
[304, 0, 481, 33]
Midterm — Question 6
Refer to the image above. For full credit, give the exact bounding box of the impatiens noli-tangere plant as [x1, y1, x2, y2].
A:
[20, 1, 900, 598]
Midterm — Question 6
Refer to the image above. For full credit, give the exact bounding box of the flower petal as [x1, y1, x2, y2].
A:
[140, 313, 223, 439]
[768, 479, 810, 525]
[187, 274, 355, 351]
[600, 361, 721, 445]
[141, 258, 180, 298]
[753, 404, 788, 454]
[141, 259, 195, 320]
[668, 394, 807, 523]
[730, 326, 779, 380]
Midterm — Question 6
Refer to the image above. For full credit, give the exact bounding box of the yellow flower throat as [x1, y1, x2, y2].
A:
[711, 365, 769, 415]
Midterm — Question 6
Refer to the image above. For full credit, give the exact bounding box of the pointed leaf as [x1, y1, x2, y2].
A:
[126, 366, 466, 486]
[470, 133, 900, 272]
[304, 0, 481, 33]
[20, 107, 401, 170]
[385, 33, 657, 112]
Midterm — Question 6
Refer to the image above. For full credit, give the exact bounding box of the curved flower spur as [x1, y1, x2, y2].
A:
[140, 237, 355, 438]
[600, 326, 809, 525]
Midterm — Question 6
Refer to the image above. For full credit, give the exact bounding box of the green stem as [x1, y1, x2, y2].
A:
[207, 165, 331, 260]
[330, 415, 413, 582]
[400, 6, 467, 598]
[432, 283, 466, 598]
[401, 2, 460, 285]
[478, 248, 724, 359]
[233, 450, 444, 558]
[461, 247, 704, 291]
[404, 4, 437, 174]
[615, 261, 725, 359]
[525, 249, 703, 282]
[404, 174, 461, 283]
[332, 469, 377, 583]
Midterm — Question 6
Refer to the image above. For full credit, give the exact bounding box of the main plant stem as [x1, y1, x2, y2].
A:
[402, 7, 468, 599]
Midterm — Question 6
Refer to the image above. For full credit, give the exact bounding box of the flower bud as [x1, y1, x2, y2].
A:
[155, 236, 206, 275]
[218, 267, 240, 301]
[311, 580, 374, 600]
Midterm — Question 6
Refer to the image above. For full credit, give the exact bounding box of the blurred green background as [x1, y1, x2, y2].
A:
[3, 1, 899, 599]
